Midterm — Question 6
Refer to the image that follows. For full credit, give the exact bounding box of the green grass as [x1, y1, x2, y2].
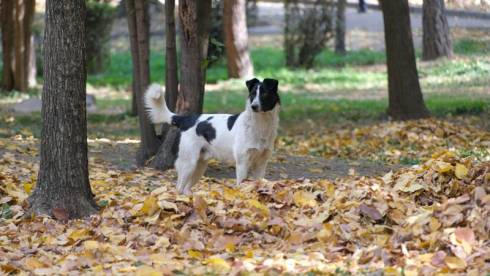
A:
[454, 38, 490, 56]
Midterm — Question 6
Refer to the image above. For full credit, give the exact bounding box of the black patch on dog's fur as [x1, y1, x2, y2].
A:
[207, 116, 213, 121]
[245, 78, 280, 112]
[171, 114, 199, 131]
[260, 79, 281, 112]
[227, 113, 240, 130]
[196, 121, 216, 143]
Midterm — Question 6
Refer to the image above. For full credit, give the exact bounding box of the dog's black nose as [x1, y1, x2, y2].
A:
[251, 104, 259, 111]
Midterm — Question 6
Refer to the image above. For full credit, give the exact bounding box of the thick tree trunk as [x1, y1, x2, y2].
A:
[1, 0, 15, 91]
[422, 0, 452, 60]
[28, 0, 98, 219]
[177, 0, 212, 114]
[380, 0, 430, 121]
[127, 0, 160, 166]
[335, 0, 346, 55]
[224, 0, 254, 79]
[165, 0, 178, 111]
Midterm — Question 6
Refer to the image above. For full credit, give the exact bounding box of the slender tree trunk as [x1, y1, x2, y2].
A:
[127, 0, 160, 166]
[1, 0, 15, 91]
[28, 0, 98, 219]
[1, 0, 35, 92]
[177, 0, 212, 114]
[150, 0, 212, 170]
[28, 34, 37, 87]
[165, 0, 178, 111]
[380, 0, 430, 120]
[422, 0, 452, 60]
[335, 0, 346, 55]
[224, 0, 254, 79]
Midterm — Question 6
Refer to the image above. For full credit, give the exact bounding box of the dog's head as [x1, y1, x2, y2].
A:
[245, 78, 280, 113]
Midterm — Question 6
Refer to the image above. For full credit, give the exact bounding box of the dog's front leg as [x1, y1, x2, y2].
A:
[235, 153, 250, 185]
[250, 150, 271, 180]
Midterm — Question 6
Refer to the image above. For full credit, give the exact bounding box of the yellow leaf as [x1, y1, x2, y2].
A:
[293, 190, 317, 208]
[24, 257, 47, 270]
[445, 256, 466, 270]
[188, 249, 203, 259]
[245, 250, 254, 258]
[68, 229, 90, 241]
[134, 266, 162, 276]
[435, 161, 453, 173]
[247, 199, 270, 217]
[455, 163, 468, 179]
[23, 182, 33, 194]
[206, 257, 231, 271]
[223, 187, 242, 201]
[316, 223, 333, 242]
[84, 240, 100, 250]
[141, 195, 159, 216]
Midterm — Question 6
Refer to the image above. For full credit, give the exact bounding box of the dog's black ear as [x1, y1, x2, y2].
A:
[246, 78, 260, 91]
[263, 78, 279, 92]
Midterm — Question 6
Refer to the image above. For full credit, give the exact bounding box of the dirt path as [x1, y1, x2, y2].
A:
[87, 142, 398, 181]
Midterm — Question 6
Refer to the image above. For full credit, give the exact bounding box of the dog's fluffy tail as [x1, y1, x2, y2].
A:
[144, 84, 174, 124]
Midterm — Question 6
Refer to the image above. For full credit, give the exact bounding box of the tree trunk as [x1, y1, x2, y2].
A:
[224, 0, 254, 79]
[165, 0, 178, 111]
[150, 0, 212, 170]
[13, 0, 35, 92]
[379, 0, 430, 121]
[127, 0, 160, 166]
[335, 0, 346, 55]
[177, 0, 212, 114]
[149, 0, 180, 170]
[422, 0, 452, 61]
[1, 0, 15, 91]
[28, 0, 98, 219]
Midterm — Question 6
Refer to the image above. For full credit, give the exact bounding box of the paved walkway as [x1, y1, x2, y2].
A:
[249, 2, 490, 35]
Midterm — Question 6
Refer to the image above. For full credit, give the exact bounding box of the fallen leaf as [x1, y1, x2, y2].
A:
[359, 203, 383, 221]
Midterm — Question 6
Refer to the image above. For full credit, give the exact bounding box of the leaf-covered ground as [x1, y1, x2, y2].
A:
[1, 118, 489, 275]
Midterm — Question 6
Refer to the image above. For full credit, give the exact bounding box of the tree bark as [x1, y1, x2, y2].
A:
[422, 0, 452, 61]
[28, 0, 98, 219]
[165, 0, 178, 111]
[177, 0, 212, 114]
[379, 0, 430, 121]
[335, 0, 347, 55]
[224, 0, 254, 79]
[127, 0, 160, 166]
[1, 0, 15, 91]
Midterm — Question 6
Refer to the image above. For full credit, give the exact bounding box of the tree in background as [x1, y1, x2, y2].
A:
[165, 0, 178, 111]
[1, 0, 36, 92]
[126, 0, 160, 166]
[422, 0, 452, 60]
[284, 0, 334, 68]
[335, 0, 347, 55]
[177, 0, 212, 114]
[86, 0, 117, 74]
[28, 0, 98, 219]
[224, 0, 254, 78]
[379, 0, 430, 120]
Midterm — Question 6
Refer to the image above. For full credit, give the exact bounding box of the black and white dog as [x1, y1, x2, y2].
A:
[145, 78, 281, 195]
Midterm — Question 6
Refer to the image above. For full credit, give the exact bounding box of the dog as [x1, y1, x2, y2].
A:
[144, 78, 280, 195]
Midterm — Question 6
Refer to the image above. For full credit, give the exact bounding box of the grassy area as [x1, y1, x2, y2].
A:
[1, 38, 489, 139]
